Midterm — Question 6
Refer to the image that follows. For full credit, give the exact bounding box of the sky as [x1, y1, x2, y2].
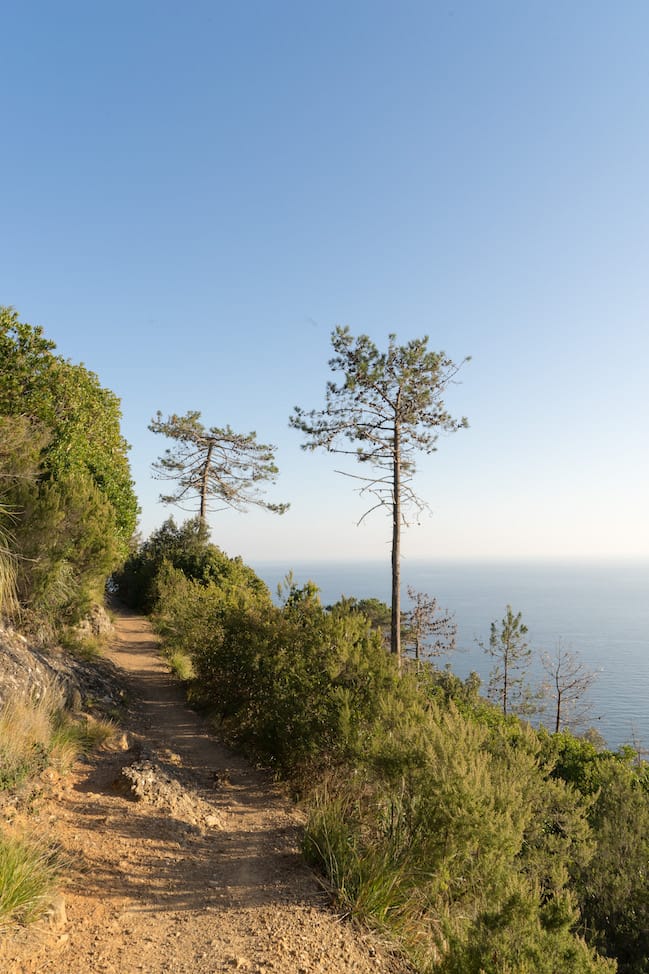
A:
[2, 1, 648, 565]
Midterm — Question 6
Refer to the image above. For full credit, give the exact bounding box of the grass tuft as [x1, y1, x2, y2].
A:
[0, 833, 61, 928]
[48, 710, 118, 773]
[165, 649, 195, 682]
[0, 679, 119, 786]
[0, 680, 65, 789]
[59, 630, 106, 660]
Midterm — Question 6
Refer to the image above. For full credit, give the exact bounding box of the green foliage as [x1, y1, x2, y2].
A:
[480, 605, 535, 717]
[0, 308, 57, 413]
[58, 628, 107, 661]
[538, 729, 649, 972]
[576, 759, 649, 973]
[113, 516, 270, 613]
[327, 595, 391, 631]
[0, 307, 138, 629]
[538, 728, 605, 794]
[144, 524, 640, 973]
[0, 414, 49, 619]
[0, 308, 137, 549]
[290, 327, 469, 467]
[189, 592, 402, 772]
[305, 712, 603, 973]
[163, 649, 195, 682]
[43, 360, 138, 548]
[417, 663, 483, 711]
[13, 472, 123, 626]
[439, 890, 615, 974]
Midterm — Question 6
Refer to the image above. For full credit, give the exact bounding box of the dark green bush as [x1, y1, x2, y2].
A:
[189, 587, 402, 772]
[113, 516, 269, 613]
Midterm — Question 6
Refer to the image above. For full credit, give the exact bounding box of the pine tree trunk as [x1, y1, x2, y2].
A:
[391, 408, 401, 667]
[200, 443, 214, 524]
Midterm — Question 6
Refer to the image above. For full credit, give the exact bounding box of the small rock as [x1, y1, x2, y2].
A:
[46, 893, 67, 929]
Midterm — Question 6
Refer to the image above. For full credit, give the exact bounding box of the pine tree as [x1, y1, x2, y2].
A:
[480, 605, 534, 716]
[290, 327, 468, 664]
[149, 410, 289, 526]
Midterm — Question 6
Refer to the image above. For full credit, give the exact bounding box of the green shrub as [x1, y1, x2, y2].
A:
[188, 589, 405, 773]
[575, 759, 649, 973]
[113, 516, 269, 613]
[304, 705, 602, 972]
[439, 889, 615, 974]
[164, 649, 195, 682]
[0, 308, 138, 632]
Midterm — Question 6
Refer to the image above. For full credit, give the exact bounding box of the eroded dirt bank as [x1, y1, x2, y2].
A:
[1, 608, 410, 974]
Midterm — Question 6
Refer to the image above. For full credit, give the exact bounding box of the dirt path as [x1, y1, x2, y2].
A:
[2, 609, 410, 974]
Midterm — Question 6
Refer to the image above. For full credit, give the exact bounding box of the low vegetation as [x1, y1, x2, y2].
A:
[0, 677, 116, 790]
[114, 519, 649, 974]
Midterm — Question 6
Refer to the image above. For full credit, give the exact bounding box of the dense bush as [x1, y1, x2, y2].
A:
[205, 604, 405, 771]
[535, 730, 649, 972]
[304, 708, 611, 972]
[0, 307, 138, 633]
[113, 516, 268, 613]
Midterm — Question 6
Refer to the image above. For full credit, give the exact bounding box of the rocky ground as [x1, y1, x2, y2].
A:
[0, 608, 413, 974]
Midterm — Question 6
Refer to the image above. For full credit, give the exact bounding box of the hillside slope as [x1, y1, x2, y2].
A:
[0, 607, 411, 974]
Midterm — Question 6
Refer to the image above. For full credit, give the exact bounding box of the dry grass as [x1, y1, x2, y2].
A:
[165, 649, 196, 682]
[0, 680, 65, 788]
[0, 682, 115, 931]
[0, 509, 18, 620]
[0, 677, 118, 786]
[49, 713, 117, 773]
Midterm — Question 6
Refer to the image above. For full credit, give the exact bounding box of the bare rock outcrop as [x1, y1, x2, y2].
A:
[119, 755, 224, 831]
[0, 611, 127, 714]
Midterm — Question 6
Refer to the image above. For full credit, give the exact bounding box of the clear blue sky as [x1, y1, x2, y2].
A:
[2, 1, 648, 563]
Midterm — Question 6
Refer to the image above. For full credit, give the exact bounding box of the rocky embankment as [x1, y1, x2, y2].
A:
[0, 607, 123, 712]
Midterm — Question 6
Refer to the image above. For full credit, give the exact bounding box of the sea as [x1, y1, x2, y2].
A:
[251, 558, 649, 751]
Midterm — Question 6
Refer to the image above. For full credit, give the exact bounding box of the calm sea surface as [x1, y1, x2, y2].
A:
[251, 559, 649, 750]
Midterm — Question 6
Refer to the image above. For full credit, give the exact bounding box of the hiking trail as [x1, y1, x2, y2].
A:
[1, 607, 410, 974]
